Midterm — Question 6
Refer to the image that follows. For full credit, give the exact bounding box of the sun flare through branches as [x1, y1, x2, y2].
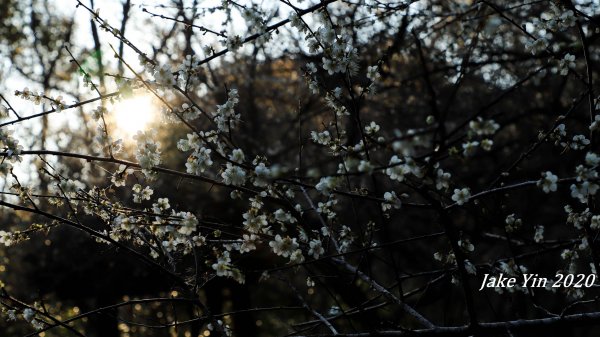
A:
[110, 94, 160, 138]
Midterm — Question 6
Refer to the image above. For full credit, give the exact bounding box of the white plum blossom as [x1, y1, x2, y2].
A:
[570, 135, 590, 150]
[269, 235, 299, 258]
[542, 4, 576, 30]
[180, 104, 200, 121]
[242, 7, 268, 38]
[339, 225, 354, 252]
[192, 234, 206, 248]
[561, 249, 578, 261]
[308, 239, 325, 259]
[332, 87, 343, 99]
[132, 184, 153, 203]
[212, 251, 232, 276]
[0, 161, 12, 176]
[114, 215, 135, 232]
[551, 123, 567, 144]
[469, 118, 499, 136]
[153, 198, 170, 212]
[177, 133, 200, 152]
[559, 54, 576, 76]
[403, 157, 424, 178]
[289, 249, 305, 263]
[570, 182, 599, 203]
[315, 176, 340, 195]
[253, 163, 272, 187]
[462, 141, 479, 157]
[452, 188, 471, 205]
[382, 191, 401, 211]
[229, 148, 245, 163]
[0, 230, 14, 247]
[221, 163, 246, 186]
[176, 212, 198, 235]
[590, 115, 600, 132]
[311, 130, 331, 145]
[426, 115, 435, 125]
[575, 164, 598, 182]
[481, 139, 493, 151]
[22, 308, 35, 322]
[318, 25, 359, 75]
[436, 169, 451, 190]
[317, 199, 338, 219]
[505, 214, 522, 232]
[273, 209, 297, 224]
[240, 234, 259, 253]
[225, 34, 243, 51]
[56, 179, 84, 198]
[364, 121, 380, 135]
[367, 65, 379, 82]
[385, 155, 409, 182]
[357, 160, 373, 173]
[289, 12, 306, 32]
[537, 171, 558, 193]
[366, 65, 380, 92]
[6, 310, 16, 321]
[526, 38, 548, 55]
[578, 237, 589, 251]
[213, 89, 240, 132]
[243, 211, 268, 234]
[185, 147, 213, 175]
[0, 128, 23, 160]
[564, 205, 591, 229]
[153, 64, 176, 86]
[570, 159, 600, 203]
[134, 130, 161, 171]
[92, 105, 108, 121]
[534, 225, 545, 243]
[325, 92, 350, 117]
[585, 152, 599, 166]
[591, 215, 600, 230]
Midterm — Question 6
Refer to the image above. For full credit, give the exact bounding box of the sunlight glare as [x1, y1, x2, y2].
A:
[111, 95, 159, 138]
